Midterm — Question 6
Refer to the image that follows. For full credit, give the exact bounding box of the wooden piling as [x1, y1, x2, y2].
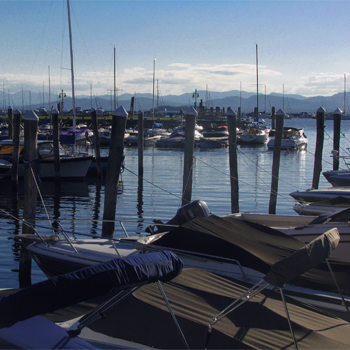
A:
[180, 108, 184, 128]
[11, 109, 21, 189]
[271, 106, 276, 131]
[181, 107, 197, 206]
[312, 107, 326, 189]
[227, 108, 239, 213]
[8, 106, 13, 140]
[333, 108, 342, 171]
[91, 108, 103, 178]
[52, 109, 61, 182]
[102, 106, 128, 238]
[237, 107, 242, 129]
[269, 108, 284, 214]
[138, 111, 144, 177]
[20, 110, 39, 287]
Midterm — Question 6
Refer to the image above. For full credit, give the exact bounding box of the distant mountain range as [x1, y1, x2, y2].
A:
[1, 89, 347, 115]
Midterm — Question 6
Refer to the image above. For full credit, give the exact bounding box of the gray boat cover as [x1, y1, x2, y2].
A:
[82, 268, 350, 349]
[138, 214, 350, 294]
[264, 228, 339, 287]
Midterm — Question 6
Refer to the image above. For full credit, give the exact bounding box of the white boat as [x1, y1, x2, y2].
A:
[24, 200, 350, 317]
[124, 134, 162, 147]
[323, 149, 350, 187]
[155, 128, 203, 148]
[146, 124, 170, 137]
[0, 158, 11, 176]
[267, 127, 308, 150]
[97, 126, 130, 146]
[0, 139, 93, 180]
[290, 186, 350, 203]
[238, 121, 269, 144]
[293, 197, 350, 215]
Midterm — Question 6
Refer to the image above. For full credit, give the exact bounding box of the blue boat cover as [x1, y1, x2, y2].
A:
[60, 127, 91, 144]
[0, 250, 183, 328]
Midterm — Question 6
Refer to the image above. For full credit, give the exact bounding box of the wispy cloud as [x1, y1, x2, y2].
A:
[0, 63, 344, 99]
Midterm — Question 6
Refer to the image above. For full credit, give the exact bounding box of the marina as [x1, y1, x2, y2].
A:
[1, 109, 350, 349]
[0, 117, 346, 288]
[2, 0, 350, 347]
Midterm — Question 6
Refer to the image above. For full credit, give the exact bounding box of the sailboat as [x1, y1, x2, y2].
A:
[239, 44, 270, 144]
[59, 0, 94, 148]
[326, 74, 350, 120]
[145, 57, 170, 138]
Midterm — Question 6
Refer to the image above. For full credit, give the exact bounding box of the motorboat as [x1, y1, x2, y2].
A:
[24, 200, 350, 317]
[323, 170, 350, 187]
[267, 127, 308, 150]
[202, 125, 229, 138]
[124, 134, 162, 147]
[155, 128, 203, 148]
[0, 159, 11, 176]
[238, 121, 269, 144]
[0, 139, 93, 180]
[199, 137, 228, 148]
[323, 149, 350, 187]
[290, 187, 350, 203]
[230, 207, 350, 261]
[293, 197, 350, 215]
[96, 126, 130, 146]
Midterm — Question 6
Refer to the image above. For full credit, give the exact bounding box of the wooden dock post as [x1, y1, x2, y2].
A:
[51, 108, 61, 182]
[312, 107, 326, 189]
[181, 107, 197, 206]
[332, 108, 342, 171]
[271, 106, 276, 131]
[237, 106, 242, 129]
[19, 110, 39, 287]
[269, 108, 284, 214]
[91, 108, 103, 178]
[102, 106, 128, 238]
[227, 108, 239, 213]
[7, 106, 13, 140]
[11, 109, 22, 189]
[180, 108, 184, 128]
[138, 111, 144, 177]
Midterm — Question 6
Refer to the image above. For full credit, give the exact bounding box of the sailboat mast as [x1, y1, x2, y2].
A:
[67, 0, 76, 132]
[152, 57, 155, 121]
[114, 45, 116, 110]
[256, 44, 259, 114]
[344, 73, 346, 115]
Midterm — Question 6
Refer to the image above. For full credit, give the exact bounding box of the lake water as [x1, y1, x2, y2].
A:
[0, 117, 348, 288]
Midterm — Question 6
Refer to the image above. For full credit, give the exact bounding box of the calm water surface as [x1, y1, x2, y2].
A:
[0, 118, 349, 288]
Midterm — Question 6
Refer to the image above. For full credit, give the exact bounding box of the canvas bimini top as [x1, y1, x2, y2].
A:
[137, 214, 350, 295]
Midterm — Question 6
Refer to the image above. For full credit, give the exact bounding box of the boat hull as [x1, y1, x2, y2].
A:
[6, 156, 93, 180]
[290, 187, 350, 203]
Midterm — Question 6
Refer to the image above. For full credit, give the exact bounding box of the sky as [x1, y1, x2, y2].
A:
[1, 0, 350, 105]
